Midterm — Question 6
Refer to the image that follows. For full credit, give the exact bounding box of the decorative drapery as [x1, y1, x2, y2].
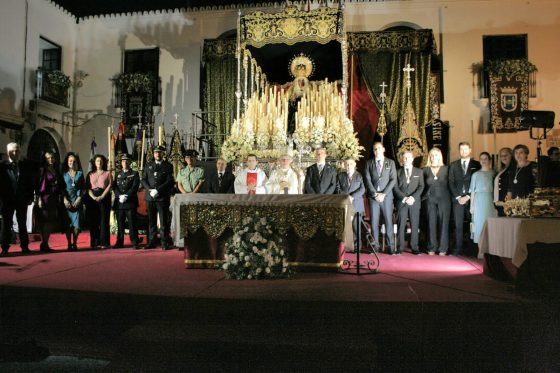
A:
[486, 59, 536, 132]
[349, 30, 435, 163]
[202, 38, 237, 155]
[350, 56, 379, 169]
[240, 6, 343, 48]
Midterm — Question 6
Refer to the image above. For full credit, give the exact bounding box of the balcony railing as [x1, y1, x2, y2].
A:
[36, 68, 70, 107]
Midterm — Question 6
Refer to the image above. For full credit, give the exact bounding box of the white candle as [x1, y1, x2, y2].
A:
[140, 129, 146, 171]
[107, 126, 111, 168]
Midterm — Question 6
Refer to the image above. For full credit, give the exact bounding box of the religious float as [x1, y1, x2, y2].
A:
[220, 5, 364, 166]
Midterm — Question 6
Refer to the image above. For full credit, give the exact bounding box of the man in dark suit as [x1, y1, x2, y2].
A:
[393, 151, 424, 255]
[304, 147, 337, 194]
[142, 145, 175, 250]
[337, 158, 365, 252]
[113, 153, 140, 249]
[206, 158, 235, 193]
[364, 142, 397, 254]
[0, 143, 37, 255]
[448, 141, 480, 256]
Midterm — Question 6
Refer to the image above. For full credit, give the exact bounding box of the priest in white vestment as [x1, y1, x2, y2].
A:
[266, 154, 300, 194]
[234, 154, 267, 194]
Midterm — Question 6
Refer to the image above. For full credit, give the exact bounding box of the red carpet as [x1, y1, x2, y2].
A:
[0, 232, 516, 303]
[1, 233, 557, 372]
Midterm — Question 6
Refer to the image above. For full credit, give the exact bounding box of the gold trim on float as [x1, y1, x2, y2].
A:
[288, 261, 342, 268]
[184, 259, 225, 264]
[241, 6, 343, 48]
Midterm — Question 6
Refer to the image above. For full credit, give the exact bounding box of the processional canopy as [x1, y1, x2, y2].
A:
[222, 5, 364, 162]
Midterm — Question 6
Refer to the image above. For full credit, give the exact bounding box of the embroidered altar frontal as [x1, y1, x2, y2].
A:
[172, 194, 354, 270]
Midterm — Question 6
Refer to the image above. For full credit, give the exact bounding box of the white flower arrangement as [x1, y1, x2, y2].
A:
[332, 123, 365, 161]
[222, 214, 291, 280]
[309, 126, 324, 147]
[221, 133, 254, 162]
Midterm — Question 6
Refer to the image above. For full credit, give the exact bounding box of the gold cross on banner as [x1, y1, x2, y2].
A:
[379, 81, 388, 104]
[403, 63, 415, 97]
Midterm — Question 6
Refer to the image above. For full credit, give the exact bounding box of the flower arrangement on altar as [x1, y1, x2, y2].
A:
[222, 215, 290, 280]
[45, 70, 71, 88]
[114, 72, 154, 93]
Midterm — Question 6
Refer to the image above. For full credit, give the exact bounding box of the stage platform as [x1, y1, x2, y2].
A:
[0, 234, 558, 372]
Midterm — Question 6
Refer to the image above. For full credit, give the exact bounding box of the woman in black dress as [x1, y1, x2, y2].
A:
[422, 147, 451, 256]
[493, 147, 514, 216]
[507, 144, 537, 199]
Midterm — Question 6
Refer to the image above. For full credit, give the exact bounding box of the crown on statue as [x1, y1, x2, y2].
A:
[289, 53, 314, 79]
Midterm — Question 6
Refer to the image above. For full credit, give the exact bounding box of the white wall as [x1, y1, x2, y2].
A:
[0, 0, 76, 158]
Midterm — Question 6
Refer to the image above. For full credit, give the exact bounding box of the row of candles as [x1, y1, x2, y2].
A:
[234, 78, 346, 138]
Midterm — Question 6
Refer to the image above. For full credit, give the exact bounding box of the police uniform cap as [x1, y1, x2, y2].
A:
[153, 145, 166, 153]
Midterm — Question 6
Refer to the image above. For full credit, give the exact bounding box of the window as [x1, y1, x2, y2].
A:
[117, 48, 161, 136]
[124, 48, 159, 76]
[40, 37, 61, 71]
[481, 34, 528, 97]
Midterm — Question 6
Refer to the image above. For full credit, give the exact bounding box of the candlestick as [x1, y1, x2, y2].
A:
[140, 129, 146, 171]
[107, 126, 111, 168]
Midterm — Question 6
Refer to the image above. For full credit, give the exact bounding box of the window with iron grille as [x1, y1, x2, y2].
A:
[481, 34, 529, 98]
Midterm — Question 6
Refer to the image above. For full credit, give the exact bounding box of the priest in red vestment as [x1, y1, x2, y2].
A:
[234, 154, 267, 194]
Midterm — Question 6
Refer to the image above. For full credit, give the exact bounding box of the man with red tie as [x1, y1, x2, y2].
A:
[234, 154, 267, 194]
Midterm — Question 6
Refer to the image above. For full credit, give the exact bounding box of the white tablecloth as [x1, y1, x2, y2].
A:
[478, 217, 560, 267]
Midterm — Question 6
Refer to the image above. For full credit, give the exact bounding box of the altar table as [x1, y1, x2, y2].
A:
[478, 217, 560, 281]
[478, 217, 560, 267]
[171, 194, 354, 270]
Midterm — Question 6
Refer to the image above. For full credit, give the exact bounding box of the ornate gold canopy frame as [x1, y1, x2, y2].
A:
[222, 5, 362, 162]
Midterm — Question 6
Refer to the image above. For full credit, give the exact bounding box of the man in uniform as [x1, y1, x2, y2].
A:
[113, 153, 140, 249]
[142, 145, 175, 250]
[177, 149, 204, 194]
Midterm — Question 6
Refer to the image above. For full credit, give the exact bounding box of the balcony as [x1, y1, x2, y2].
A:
[36, 68, 70, 107]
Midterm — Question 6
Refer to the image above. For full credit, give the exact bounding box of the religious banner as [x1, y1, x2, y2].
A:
[425, 119, 450, 164]
[487, 59, 536, 132]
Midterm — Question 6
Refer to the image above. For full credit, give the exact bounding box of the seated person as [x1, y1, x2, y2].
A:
[234, 154, 267, 195]
[266, 154, 300, 194]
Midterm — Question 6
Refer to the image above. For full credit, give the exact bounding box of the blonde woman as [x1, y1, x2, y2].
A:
[422, 147, 451, 256]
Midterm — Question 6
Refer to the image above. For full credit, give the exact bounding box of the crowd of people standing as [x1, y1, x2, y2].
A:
[0, 139, 547, 257]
